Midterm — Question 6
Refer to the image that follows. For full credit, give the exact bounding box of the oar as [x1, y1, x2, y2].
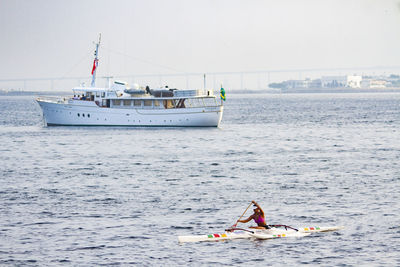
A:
[230, 202, 253, 229]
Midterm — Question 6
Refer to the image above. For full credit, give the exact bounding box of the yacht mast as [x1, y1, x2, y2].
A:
[91, 34, 101, 87]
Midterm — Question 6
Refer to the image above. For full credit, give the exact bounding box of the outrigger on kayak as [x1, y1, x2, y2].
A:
[178, 201, 344, 243]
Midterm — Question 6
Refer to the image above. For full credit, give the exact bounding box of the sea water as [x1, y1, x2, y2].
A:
[0, 92, 399, 266]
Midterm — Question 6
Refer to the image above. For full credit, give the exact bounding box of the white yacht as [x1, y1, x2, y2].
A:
[36, 37, 224, 127]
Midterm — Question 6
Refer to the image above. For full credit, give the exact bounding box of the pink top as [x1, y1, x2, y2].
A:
[254, 215, 266, 225]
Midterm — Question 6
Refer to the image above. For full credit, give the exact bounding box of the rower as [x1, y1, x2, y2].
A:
[237, 201, 270, 229]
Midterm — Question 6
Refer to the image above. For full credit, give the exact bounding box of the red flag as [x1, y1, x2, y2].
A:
[91, 59, 98, 75]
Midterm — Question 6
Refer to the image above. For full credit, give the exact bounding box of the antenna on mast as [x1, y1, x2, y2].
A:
[90, 34, 101, 87]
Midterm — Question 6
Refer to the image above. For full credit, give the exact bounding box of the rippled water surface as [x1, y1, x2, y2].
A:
[0, 93, 399, 266]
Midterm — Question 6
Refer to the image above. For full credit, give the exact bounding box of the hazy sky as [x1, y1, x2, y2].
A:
[1, 0, 400, 85]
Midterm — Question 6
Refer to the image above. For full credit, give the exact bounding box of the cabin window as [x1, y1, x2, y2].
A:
[113, 100, 121, 106]
[96, 92, 100, 97]
[134, 100, 141, 106]
[101, 92, 105, 97]
[123, 100, 131, 106]
[176, 99, 186, 108]
[163, 100, 175, 109]
[154, 100, 160, 107]
[144, 100, 152, 107]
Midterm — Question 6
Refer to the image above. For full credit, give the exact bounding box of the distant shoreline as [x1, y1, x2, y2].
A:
[0, 90, 70, 96]
[279, 87, 400, 94]
[230, 87, 400, 94]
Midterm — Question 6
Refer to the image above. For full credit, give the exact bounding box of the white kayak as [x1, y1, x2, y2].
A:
[178, 225, 343, 243]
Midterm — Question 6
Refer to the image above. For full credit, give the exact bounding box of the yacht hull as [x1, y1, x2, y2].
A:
[37, 100, 223, 127]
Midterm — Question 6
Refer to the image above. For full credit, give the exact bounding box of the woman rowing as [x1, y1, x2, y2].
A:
[236, 200, 270, 229]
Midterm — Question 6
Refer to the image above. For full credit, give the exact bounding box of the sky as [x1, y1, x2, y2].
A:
[1, 0, 400, 90]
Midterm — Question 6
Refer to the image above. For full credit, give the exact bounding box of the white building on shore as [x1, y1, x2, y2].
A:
[321, 75, 362, 88]
[361, 79, 387, 88]
[270, 74, 399, 90]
